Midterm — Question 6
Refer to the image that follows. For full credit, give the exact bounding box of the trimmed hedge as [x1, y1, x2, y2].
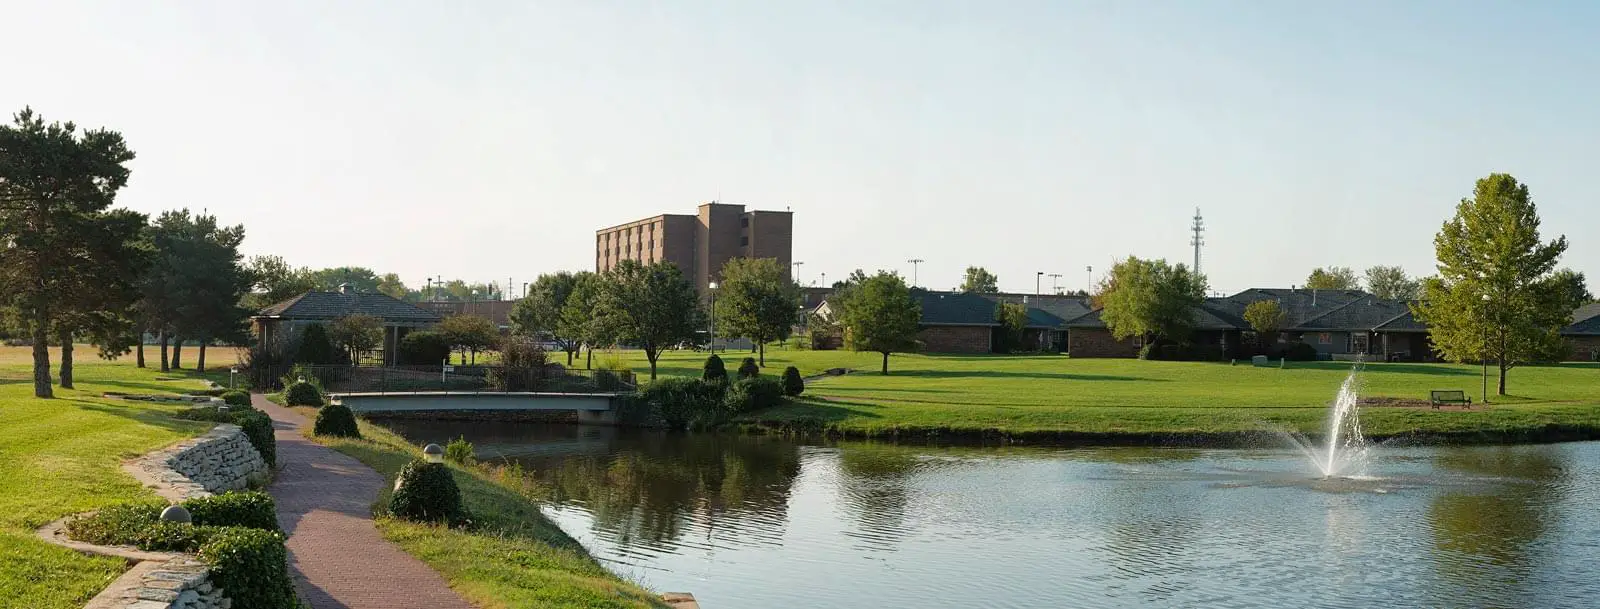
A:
[1283, 342, 1320, 362]
[221, 390, 251, 407]
[724, 377, 785, 414]
[702, 354, 728, 383]
[389, 460, 464, 524]
[313, 404, 361, 438]
[737, 357, 760, 379]
[398, 330, 452, 365]
[198, 527, 298, 609]
[284, 381, 323, 406]
[782, 366, 804, 396]
[184, 491, 280, 532]
[177, 406, 276, 468]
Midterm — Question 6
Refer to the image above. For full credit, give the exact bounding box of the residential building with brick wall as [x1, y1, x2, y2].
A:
[596, 202, 792, 295]
[1565, 303, 1600, 361]
[812, 290, 1090, 354]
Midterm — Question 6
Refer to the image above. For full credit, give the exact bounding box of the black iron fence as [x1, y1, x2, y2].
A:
[280, 364, 636, 395]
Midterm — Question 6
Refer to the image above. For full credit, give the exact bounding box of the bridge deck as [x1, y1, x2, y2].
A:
[331, 391, 619, 412]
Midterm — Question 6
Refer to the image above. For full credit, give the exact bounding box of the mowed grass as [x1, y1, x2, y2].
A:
[587, 348, 1600, 437]
[0, 347, 212, 609]
[303, 412, 669, 608]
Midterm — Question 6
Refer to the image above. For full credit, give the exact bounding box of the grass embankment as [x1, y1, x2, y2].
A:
[0, 347, 213, 609]
[589, 349, 1600, 442]
[292, 405, 668, 608]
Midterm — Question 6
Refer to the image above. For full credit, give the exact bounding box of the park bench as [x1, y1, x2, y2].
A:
[1429, 390, 1472, 409]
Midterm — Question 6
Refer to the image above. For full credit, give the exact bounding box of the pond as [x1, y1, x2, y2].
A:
[382, 420, 1600, 609]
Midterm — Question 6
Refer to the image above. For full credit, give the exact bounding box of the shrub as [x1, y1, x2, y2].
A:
[782, 366, 804, 396]
[398, 330, 453, 365]
[1138, 341, 1160, 361]
[284, 381, 323, 406]
[635, 377, 727, 429]
[389, 460, 464, 524]
[702, 354, 728, 383]
[724, 377, 785, 414]
[231, 409, 277, 468]
[737, 357, 760, 379]
[1283, 342, 1320, 362]
[221, 390, 251, 407]
[64, 504, 222, 552]
[294, 323, 337, 365]
[488, 338, 548, 391]
[445, 436, 474, 465]
[313, 404, 361, 438]
[188, 388, 229, 397]
[183, 492, 280, 531]
[199, 527, 298, 609]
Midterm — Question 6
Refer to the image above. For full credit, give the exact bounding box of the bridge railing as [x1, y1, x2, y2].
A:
[294, 364, 636, 395]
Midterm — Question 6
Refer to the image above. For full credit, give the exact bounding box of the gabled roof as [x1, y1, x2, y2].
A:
[255, 291, 442, 323]
[1373, 309, 1429, 332]
[914, 290, 998, 326]
[1294, 295, 1413, 331]
[1567, 303, 1600, 336]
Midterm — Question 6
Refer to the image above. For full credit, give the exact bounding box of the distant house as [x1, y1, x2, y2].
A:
[1065, 288, 1437, 361]
[813, 289, 1091, 354]
[416, 300, 517, 331]
[1566, 303, 1600, 361]
[253, 284, 442, 364]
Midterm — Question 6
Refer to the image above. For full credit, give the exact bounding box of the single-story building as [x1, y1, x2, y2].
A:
[253, 284, 442, 364]
[1566, 303, 1600, 361]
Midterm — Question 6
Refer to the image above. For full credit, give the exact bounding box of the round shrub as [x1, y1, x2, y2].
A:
[313, 404, 361, 438]
[398, 330, 453, 365]
[724, 377, 785, 414]
[199, 527, 298, 609]
[221, 390, 251, 407]
[284, 381, 323, 406]
[782, 366, 804, 396]
[635, 377, 727, 429]
[184, 491, 279, 532]
[390, 460, 464, 524]
[230, 410, 277, 468]
[737, 357, 760, 379]
[702, 354, 727, 383]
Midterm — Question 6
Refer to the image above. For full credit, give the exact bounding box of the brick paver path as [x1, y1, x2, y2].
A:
[255, 394, 475, 609]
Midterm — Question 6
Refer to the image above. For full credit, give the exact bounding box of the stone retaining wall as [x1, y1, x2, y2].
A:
[84, 557, 229, 609]
[130, 424, 266, 501]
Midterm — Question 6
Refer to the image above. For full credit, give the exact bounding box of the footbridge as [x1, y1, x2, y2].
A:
[330, 391, 624, 424]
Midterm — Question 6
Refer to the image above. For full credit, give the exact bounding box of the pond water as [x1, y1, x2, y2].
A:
[382, 420, 1600, 609]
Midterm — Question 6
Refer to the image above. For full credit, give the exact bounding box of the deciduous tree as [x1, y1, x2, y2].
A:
[329, 314, 384, 364]
[1413, 173, 1586, 395]
[437, 314, 499, 365]
[0, 108, 138, 397]
[1099, 257, 1207, 344]
[959, 267, 1000, 294]
[714, 258, 800, 366]
[1305, 266, 1360, 291]
[1243, 300, 1287, 347]
[510, 272, 582, 365]
[593, 261, 702, 379]
[557, 272, 610, 369]
[834, 270, 921, 374]
[1364, 266, 1421, 300]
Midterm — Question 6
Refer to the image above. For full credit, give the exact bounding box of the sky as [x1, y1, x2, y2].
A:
[5, 0, 1596, 296]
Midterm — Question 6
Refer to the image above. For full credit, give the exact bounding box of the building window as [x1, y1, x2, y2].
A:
[741, 217, 749, 228]
[740, 236, 749, 247]
[1318, 333, 1332, 345]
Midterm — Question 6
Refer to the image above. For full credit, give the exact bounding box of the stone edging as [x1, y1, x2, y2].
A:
[36, 422, 261, 609]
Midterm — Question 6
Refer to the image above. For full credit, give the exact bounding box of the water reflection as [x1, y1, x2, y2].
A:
[380, 420, 1600, 609]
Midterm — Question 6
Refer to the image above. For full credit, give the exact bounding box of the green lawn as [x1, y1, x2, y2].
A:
[0, 348, 212, 609]
[585, 348, 1600, 439]
[301, 411, 669, 608]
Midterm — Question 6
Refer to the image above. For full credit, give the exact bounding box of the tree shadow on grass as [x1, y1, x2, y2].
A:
[886, 370, 1164, 382]
[743, 397, 885, 424]
[74, 401, 211, 441]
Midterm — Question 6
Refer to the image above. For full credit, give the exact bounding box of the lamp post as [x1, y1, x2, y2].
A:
[792, 261, 804, 286]
[1048, 273, 1062, 295]
[708, 281, 719, 353]
[907, 259, 924, 287]
[423, 443, 445, 464]
[229, 366, 238, 390]
[1086, 265, 1094, 294]
[1035, 272, 1043, 299]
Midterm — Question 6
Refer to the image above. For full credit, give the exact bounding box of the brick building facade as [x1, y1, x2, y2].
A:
[918, 326, 992, 353]
[596, 202, 792, 295]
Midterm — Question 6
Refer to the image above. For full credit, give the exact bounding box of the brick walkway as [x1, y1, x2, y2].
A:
[255, 395, 475, 609]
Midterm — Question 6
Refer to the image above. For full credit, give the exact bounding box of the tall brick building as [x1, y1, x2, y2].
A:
[596, 202, 793, 294]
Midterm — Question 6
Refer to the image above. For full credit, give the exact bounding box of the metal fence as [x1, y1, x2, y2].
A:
[284, 364, 636, 395]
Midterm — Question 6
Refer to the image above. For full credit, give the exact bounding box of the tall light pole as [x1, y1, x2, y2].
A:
[1085, 266, 1094, 294]
[907, 259, 924, 287]
[1048, 273, 1062, 295]
[709, 281, 720, 353]
[820, 272, 827, 289]
[1035, 272, 1044, 299]
[792, 261, 804, 286]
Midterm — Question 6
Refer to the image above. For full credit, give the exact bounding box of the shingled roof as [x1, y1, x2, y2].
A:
[255, 291, 442, 323]
[914, 290, 999, 326]
[1567, 303, 1600, 336]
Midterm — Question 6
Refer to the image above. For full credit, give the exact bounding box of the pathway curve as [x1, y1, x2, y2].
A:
[254, 394, 475, 609]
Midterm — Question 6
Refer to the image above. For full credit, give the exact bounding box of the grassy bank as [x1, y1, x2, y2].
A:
[584, 349, 1600, 441]
[296, 408, 668, 608]
[0, 348, 212, 609]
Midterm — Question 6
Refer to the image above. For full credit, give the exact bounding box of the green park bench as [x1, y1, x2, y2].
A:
[1429, 390, 1472, 409]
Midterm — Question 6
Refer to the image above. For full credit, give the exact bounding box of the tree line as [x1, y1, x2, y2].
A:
[1088, 172, 1590, 394]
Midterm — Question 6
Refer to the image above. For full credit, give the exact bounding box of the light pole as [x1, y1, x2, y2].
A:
[1048, 273, 1062, 295]
[522, 282, 529, 298]
[1085, 265, 1094, 294]
[1035, 272, 1043, 299]
[709, 281, 720, 353]
[229, 366, 238, 390]
[820, 272, 827, 288]
[792, 261, 804, 286]
[907, 259, 924, 287]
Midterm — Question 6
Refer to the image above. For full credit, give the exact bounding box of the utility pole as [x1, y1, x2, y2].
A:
[1049, 273, 1062, 294]
[1035, 272, 1043, 299]
[907, 259, 924, 287]
[792, 261, 804, 285]
[820, 272, 827, 288]
[1191, 207, 1206, 274]
[1086, 266, 1093, 294]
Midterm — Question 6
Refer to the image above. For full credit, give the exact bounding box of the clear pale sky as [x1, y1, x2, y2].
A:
[7, 1, 1595, 295]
